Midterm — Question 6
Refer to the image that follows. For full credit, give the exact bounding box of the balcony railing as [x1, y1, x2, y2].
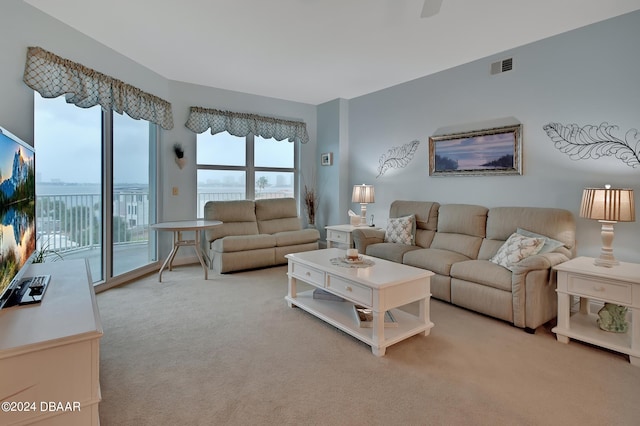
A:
[36, 192, 150, 254]
[37, 191, 290, 255]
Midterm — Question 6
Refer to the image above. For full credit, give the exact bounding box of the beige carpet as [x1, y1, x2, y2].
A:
[97, 264, 640, 426]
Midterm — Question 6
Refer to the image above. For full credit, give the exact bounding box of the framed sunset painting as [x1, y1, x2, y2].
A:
[429, 124, 522, 176]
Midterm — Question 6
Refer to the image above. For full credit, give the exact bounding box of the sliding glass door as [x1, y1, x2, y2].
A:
[34, 93, 157, 285]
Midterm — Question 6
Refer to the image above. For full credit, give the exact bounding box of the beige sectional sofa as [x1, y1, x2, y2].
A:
[352, 201, 576, 332]
[203, 198, 320, 273]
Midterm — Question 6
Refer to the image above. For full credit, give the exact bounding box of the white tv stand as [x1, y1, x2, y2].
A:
[0, 259, 102, 425]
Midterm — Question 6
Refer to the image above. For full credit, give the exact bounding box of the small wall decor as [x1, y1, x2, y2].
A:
[173, 143, 186, 169]
[543, 122, 640, 168]
[429, 124, 522, 176]
[376, 140, 420, 178]
[321, 152, 333, 166]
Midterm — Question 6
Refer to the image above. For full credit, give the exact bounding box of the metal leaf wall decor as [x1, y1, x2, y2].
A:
[543, 122, 640, 168]
[376, 140, 421, 178]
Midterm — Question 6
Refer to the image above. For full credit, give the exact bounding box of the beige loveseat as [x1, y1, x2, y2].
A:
[203, 198, 320, 273]
[352, 201, 576, 332]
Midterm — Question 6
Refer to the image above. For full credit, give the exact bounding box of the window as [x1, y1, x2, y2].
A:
[34, 94, 157, 286]
[196, 132, 296, 216]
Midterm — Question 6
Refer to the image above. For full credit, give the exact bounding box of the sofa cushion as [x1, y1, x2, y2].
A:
[437, 204, 488, 237]
[366, 242, 421, 263]
[212, 234, 276, 253]
[477, 238, 506, 260]
[430, 233, 483, 260]
[450, 260, 512, 292]
[255, 198, 301, 234]
[273, 229, 320, 246]
[389, 201, 439, 230]
[403, 248, 471, 276]
[486, 207, 575, 255]
[384, 215, 416, 245]
[489, 232, 544, 271]
[204, 200, 259, 241]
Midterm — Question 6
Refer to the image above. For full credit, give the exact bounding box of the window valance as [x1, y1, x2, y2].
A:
[23, 46, 174, 130]
[185, 106, 309, 144]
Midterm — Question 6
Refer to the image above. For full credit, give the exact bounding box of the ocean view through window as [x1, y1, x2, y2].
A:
[34, 94, 157, 285]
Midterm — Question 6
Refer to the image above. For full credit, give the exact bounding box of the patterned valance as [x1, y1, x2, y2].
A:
[23, 46, 174, 130]
[185, 106, 309, 144]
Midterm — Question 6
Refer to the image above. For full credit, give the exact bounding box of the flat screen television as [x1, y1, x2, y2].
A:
[0, 125, 38, 309]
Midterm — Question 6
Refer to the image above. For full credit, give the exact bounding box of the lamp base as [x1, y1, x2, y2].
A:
[359, 204, 368, 226]
[594, 220, 619, 268]
[593, 256, 619, 268]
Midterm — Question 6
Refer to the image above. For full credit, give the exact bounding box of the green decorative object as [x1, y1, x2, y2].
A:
[597, 303, 629, 333]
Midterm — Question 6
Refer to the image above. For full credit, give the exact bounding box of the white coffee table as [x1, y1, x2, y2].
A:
[285, 248, 434, 356]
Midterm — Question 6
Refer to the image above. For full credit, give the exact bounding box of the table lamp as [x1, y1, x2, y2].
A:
[580, 185, 635, 267]
[352, 184, 375, 226]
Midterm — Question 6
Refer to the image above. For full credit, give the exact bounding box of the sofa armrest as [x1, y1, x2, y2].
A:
[510, 252, 571, 329]
[511, 252, 570, 274]
[352, 228, 385, 253]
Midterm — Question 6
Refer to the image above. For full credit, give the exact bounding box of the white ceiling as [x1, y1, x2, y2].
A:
[23, 0, 640, 105]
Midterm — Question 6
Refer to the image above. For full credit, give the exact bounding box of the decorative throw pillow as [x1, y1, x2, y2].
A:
[384, 214, 416, 245]
[516, 228, 564, 254]
[489, 232, 545, 271]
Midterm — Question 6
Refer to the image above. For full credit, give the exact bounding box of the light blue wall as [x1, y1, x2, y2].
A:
[316, 98, 350, 239]
[337, 10, 640, 262]
[0, 0, 317, 263]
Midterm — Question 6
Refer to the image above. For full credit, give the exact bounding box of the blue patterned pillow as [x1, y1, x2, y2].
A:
[384, 215, 416, 245]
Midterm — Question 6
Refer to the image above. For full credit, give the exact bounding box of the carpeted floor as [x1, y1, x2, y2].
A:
[96, 264, 640, 425]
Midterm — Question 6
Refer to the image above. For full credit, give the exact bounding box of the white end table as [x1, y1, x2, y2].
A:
[552, 256, 640, 366]
[151, 219, 222, 282]
[325, 224, 378, 248]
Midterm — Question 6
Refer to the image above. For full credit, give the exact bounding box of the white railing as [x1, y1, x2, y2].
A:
[38, 191, 291, 254]
[36, 192, 150, 254]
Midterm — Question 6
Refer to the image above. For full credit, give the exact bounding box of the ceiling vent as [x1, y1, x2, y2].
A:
[491, 57, 513, 75]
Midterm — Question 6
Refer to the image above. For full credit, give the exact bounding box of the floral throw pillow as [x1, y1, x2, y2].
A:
[384, 214, 415, 245]
[489, 232, 545, 271]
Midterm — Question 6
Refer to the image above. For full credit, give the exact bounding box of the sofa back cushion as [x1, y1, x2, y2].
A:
[389, 200, 439, 248]
[204, 200, 259, 241]
[483, 207, 575, 258]
[430, 204, 488, 259]
[255, 198, 301, 235]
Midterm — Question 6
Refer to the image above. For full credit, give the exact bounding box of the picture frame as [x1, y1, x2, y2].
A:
[429, 124, 522, 176]
[321, 152, 333, 166]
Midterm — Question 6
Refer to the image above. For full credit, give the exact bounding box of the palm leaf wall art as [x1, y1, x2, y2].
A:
[543, 122, 640, 168]
[376, 140, 421, 178]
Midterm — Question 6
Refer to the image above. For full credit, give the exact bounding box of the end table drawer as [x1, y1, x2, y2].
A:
[291, 263, 325, 287]
[327, 230, 348, 243]
[326, 275, 372, 306]
[568, 275, 632, 304]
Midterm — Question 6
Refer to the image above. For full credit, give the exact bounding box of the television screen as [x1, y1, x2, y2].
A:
[0, 126, 36, 309]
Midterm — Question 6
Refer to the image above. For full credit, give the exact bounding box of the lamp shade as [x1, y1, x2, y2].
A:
[352, 184, 375, 204]
[580, 187, 635, 222]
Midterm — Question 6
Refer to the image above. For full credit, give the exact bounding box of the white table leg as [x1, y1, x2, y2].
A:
[556, 292, 571, 343]
[158, 244, 179, 282]
[419, 296, 431, 336]
[193, 231, 208, 280]
[287, 274, 297, 308]
[371, 310, 386, 356]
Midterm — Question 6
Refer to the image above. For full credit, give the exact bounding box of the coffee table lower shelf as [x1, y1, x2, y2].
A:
[285, 290, 433, 355]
